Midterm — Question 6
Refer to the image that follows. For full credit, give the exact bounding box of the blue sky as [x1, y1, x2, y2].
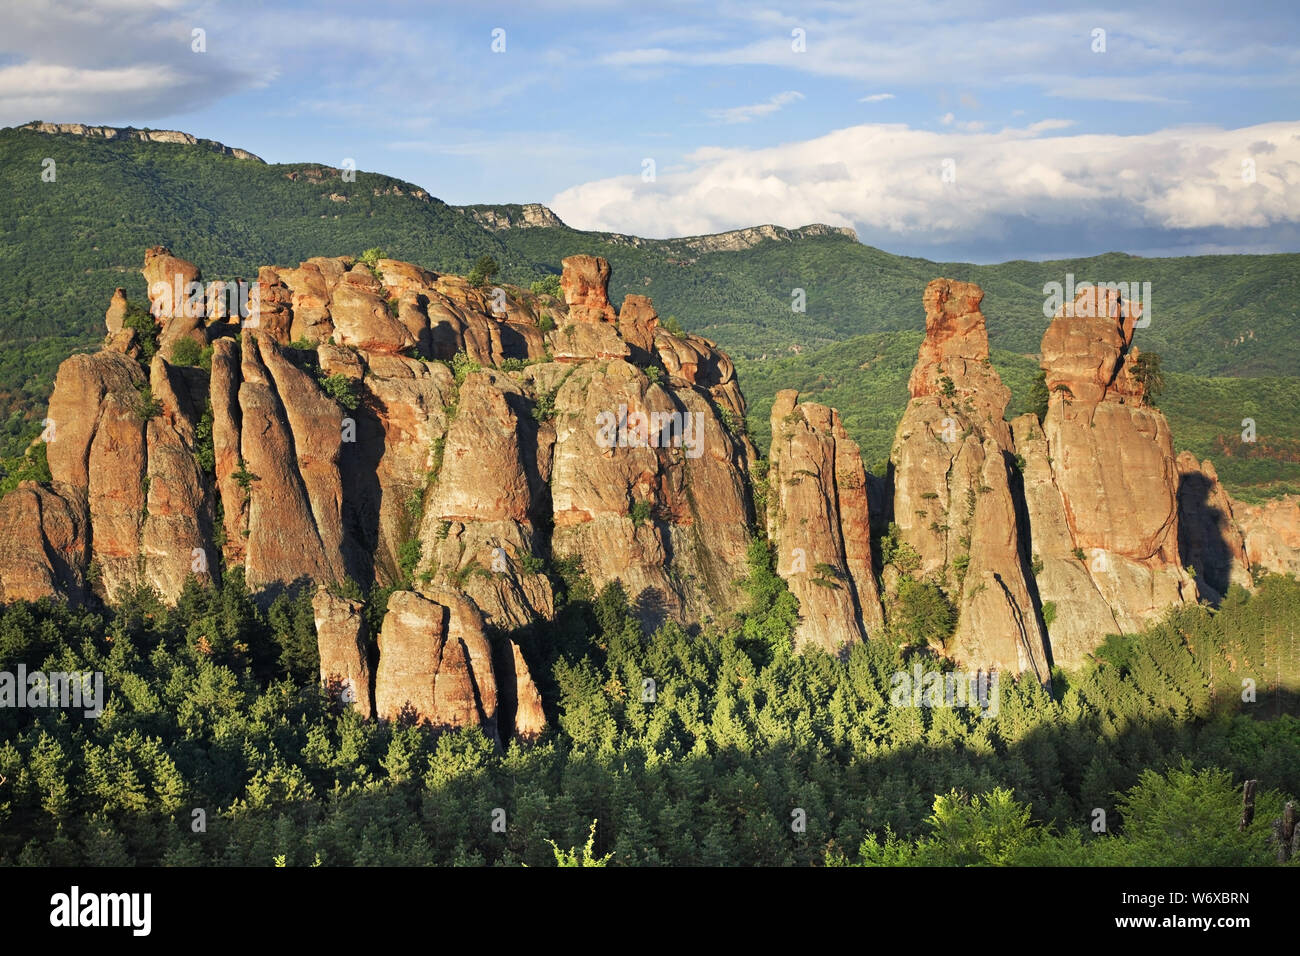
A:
[4, 0, 1299, 261]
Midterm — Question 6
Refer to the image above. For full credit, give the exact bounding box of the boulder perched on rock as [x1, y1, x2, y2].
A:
[105, 288, 129, 333]
[560, 254, 617, 324]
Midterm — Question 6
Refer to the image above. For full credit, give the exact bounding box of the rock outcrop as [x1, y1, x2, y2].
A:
[18, 121, 265, 162]
[313, 588, 373, 717]
[1176, 453, 1253, 601]
[889, 280, 1050, 680]
[1237, 496, 1300, 578]
[373, 589, 499, 739]
[495, 639, 547, 742]
[0, 246, 766, 742]
[9, 240, 1300, 753]
[766, 391, 883, 653]
[0, 482, 88, 603]
[1022, 286, 1193, 664]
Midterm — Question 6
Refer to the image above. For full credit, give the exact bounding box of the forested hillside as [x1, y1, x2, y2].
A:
[1, 548, 1297, 866]
[3, 124, 1299, 495]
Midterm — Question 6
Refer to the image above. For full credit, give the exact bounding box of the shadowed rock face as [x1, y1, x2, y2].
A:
[1023, 286, 1193, 663]
[890, 279, 1050, 680]
[495, 639, 547, 742]
[1176, 452, 1253, 602]
[767, 390, 883, 654]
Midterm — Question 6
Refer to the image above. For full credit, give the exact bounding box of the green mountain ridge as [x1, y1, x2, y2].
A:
[2, 123, 1298, 498]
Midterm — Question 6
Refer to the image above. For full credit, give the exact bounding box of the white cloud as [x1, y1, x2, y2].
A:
[549, 120, 1300, 251]
[860, 93, 894, 102]
[706, 90, 804, 124]
[1024, 118, 1076, 133]
[0, 0, 266, 125]
[596, 8, 1298, 104]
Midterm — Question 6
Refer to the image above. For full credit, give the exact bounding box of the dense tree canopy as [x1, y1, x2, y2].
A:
[0, 547, 1296, 866]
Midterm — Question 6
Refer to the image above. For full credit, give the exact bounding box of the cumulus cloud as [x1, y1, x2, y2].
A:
[549, 120, 1300, 258]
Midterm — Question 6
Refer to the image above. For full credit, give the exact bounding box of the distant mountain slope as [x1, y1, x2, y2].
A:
[2, 122, 1298, 484]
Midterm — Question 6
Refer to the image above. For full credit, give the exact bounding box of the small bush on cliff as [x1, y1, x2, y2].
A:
[451, 351, 481, 386]
[1029, 370, 1049, 423]
[663, 315, 685, 336]
[397, 538, 423, 585]
[232, 458, 260, 493]
[881, 523, 921, 575]
[1041, 601, 1057, 629]
[629, 499, 652, 527]
[194, 403, 215, 475]
[530, 275, 561, 298]
[134, 384, 163, 421]
[1131, 351, 1165, 406]
[467, 255, 499, 289]
[738, 537, 800, 653]
[121, 302, 160, 361]
[358, 248, 386, 283]
[319, 373, 360, 411]
[169, 336, 204, 367]
[892, 578, 957, 648]
[531, 387, 558, 422]
[0, 437, 50, 496]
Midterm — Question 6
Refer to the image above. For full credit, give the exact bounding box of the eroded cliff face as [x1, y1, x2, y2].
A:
[1022, 287, 1195, 666]
[889, 279, 1051, 681]
[5, 244, 1299, 736]
[1, 247, 756, 736]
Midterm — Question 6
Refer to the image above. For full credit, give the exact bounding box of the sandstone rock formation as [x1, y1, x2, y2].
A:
[142, 246, 207, 360]
[105, 288, 128, 333]
[1176, 453, 1253, 601]
[495, 639, 547, 742]
[890, 279, 1050, 680]
[8, 240, 1300, 756]
[373, 589, 498, 739]
[1237, 496, 1300, 578]
[0, 481, 88, 603]
[313, 587, 373, 717]
[766, 390, 883, 653]
[1022, 286, 1194, 665]
[0, 245, 771, 740]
